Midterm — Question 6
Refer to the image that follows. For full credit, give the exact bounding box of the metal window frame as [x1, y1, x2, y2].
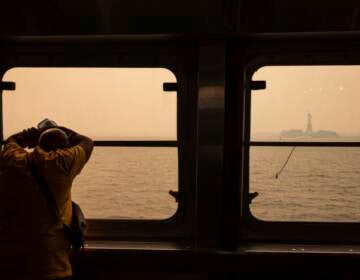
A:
[235, 32, 360, 243]
[0, 35, 198, 241]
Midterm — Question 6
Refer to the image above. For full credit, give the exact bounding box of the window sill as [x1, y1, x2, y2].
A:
[70, 241, 360, 273]
[238, 243, 360, 255]
[83, 240, 192, 251]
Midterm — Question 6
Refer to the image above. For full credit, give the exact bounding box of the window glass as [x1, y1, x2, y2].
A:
[2, 68, 178, 219]
[251, 66, 360, 141]
[250, 66, 360, 222]
[250, 147, 360, 222]
[73, 147, 178, 219]
[3, 68, 177, 140]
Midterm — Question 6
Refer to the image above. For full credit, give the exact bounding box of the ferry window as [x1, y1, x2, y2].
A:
[2, 67, 178, 219]
[249, 66, 360, 222]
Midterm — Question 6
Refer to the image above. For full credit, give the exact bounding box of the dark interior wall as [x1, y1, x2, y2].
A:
[2, 0, 360, 36]
[236, 0, 360, 32]
[1, 1, 360, 35]
[0, 0, 226, 35]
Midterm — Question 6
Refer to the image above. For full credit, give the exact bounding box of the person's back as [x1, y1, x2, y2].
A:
[0, 125, 93, 280]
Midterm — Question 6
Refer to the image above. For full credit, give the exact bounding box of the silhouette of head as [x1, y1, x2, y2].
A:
[38, 128, 69, 152]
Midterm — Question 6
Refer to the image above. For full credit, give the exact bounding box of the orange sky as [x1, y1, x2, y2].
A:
[251, 66, 360, 137]
[3, 66, 359, 140]
[2, 68, 177, 140]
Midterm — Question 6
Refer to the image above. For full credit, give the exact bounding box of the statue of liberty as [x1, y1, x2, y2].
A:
[305, 112, 313, 135]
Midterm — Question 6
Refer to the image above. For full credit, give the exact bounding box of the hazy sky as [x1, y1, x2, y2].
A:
[3, 68, 177, 140]
[252, 66, 360, 136]
[3, 66, 360, 140]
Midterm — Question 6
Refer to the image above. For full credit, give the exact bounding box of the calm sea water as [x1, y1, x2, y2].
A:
[72, 147, 178, 220]
[250, 147, 360, 222]
[72, 146, 360, 222]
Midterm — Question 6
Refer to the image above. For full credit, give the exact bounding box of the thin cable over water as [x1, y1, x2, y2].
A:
[275, 146, 296, 179]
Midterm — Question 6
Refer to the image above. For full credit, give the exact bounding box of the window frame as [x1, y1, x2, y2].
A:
[0, 36, 198, 241]
[235, 33, 360, 244]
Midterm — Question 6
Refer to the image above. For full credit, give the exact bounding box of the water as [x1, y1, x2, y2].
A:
[72, 147, 178, 220]
[72, 146, 360, 222]
[250, 147, 360, 222]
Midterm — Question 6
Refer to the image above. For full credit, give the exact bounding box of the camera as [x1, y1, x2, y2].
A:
[37, 118, 58, 130]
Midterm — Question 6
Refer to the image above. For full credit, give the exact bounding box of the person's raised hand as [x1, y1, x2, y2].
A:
[56, 126, 75, 137]
[22, 127, 41, 148]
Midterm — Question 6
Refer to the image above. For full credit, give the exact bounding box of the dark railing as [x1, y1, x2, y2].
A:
[94, 140, 178, 147]
[0, 140, 178, 147]
[250, 141, 360, 147]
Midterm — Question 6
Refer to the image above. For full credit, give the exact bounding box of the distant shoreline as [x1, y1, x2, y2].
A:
[252, 133, 360, 142]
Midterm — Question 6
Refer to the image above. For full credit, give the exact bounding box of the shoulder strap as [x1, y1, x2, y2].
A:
[26, 153, 61, 221]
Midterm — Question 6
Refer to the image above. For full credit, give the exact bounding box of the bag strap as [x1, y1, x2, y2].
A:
[26, 153, 61, 221]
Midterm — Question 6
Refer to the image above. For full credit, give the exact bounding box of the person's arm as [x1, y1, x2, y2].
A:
[58, 127, 93, 162]
[6, 128, 40, 148]
[6, 132, 27, 147]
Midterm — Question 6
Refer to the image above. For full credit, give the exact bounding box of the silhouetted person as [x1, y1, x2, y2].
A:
[0, 125, 93, 280]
